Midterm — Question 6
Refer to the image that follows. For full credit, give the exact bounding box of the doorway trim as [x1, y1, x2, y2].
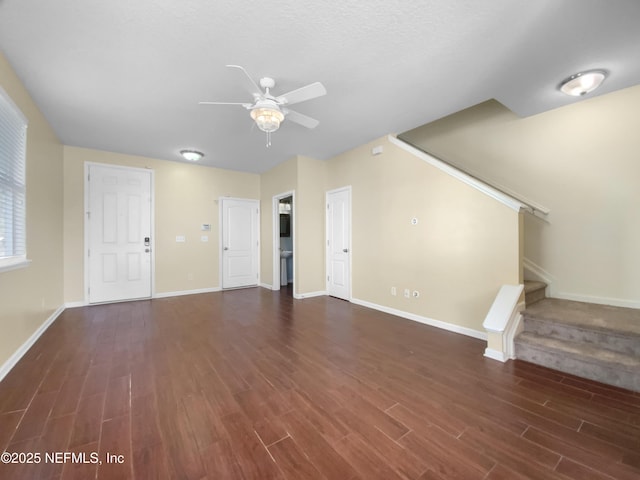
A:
[272, 190, 295, 293]
[83, 161, 156, 305]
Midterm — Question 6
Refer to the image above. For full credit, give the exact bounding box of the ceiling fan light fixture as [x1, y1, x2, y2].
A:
[180, 149, 204, 162]
[250, 106, 285, 133]
[559, 70, 607, 96]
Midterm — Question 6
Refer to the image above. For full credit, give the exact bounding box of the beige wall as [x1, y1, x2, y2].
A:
[325, 136, 521, 332]
[257, 135, 522, 331]
[63, 146, 259, 302]
[400, 86, 640, 307]
[0, 53, 64, 369]
[295, 156, 326, 294]
[259, 156, 297, 289]
[258, 155, 327, 296]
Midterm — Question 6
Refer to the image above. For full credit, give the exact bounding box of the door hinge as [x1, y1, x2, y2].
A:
[327, 275, 330, 282]
[327, 204, 330, 210]
[87, 173, 90, 181]
[87, 249, 90, 257]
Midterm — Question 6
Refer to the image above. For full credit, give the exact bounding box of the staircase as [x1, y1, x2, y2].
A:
[523, 280, 546, 306]
[515, 288, 640, 392]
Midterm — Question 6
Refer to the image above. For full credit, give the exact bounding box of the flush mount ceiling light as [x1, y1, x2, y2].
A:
[180, 149, 204, 162]
[559, 70, 607, 96]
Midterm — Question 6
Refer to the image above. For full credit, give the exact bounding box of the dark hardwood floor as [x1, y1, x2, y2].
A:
[1, 288, 639, 479]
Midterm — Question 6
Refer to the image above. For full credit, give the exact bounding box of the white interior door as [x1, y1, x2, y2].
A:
[221, 198, 259, 289]
[87, 164, 152, 303]
[326, 187, 351, 300]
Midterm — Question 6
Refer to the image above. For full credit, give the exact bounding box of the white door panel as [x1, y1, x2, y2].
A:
[88, 164, 152, 303]
[221, 198, 259, 289]
[326, 187, 351, 300]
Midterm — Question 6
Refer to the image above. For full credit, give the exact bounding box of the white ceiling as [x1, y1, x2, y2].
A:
[1, 0, 639, 173]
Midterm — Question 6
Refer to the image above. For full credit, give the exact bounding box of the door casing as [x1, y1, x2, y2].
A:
[272, 190, 295, 292]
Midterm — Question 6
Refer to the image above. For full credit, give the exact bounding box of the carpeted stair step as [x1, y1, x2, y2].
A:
[522, 298, 640, 356]
[515, 331, 640, 392]
[524, 280, 546, 306]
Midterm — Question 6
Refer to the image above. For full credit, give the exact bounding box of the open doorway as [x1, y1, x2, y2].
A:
[272, 191, 295, 295]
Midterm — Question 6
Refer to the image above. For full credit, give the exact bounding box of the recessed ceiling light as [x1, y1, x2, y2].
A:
[559, 70, 607, 96]
[180, 149, 204, 161]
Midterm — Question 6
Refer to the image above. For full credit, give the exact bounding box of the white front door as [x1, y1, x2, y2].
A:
[326, 187, 351, 300]
[87, 164, 152, 303]
[221, 198, 259, 289]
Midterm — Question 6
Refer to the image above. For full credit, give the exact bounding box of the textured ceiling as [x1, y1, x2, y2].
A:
[1, 0, 640, 173]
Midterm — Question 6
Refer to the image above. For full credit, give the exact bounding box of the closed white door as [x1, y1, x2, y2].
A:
[87, 164, 152, 303]
[221, 198, 259, 289]
[326, 187, 351, 300]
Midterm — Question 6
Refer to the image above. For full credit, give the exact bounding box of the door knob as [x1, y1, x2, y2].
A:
[343, 248, 349, 253]
[224, 247, 229, 250]
[145, 248, 150, 253]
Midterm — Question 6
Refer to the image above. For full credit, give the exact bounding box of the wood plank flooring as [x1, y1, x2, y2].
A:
[1, 288, 639, 479]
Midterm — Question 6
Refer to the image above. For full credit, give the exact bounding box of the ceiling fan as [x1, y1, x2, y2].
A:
[199, 65, 327, 145]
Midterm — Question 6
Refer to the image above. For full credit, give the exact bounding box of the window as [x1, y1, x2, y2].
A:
[0, 86, 28, 272]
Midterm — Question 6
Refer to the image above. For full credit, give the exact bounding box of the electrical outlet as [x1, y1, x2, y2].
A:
[413, 290, 420, 298]
[391, 286, 397, 296]
[404, 289, 410, 298]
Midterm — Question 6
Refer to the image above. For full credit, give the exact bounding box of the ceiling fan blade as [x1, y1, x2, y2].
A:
[226, 64, 262, 97]
[283, 108, 320, 129]
[199, 101, 252, 108]
[276, 82, 327, 106]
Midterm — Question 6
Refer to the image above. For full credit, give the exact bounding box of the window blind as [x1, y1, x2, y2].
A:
[0, 86, 28, 267]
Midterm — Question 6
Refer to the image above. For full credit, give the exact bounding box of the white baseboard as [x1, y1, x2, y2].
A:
[153, 287, 221, 299]
[553, 292, 640, 309]
[351, 298, 487, 341]
[523, 258, 554, 286]
[260, 283, 274, 290]
[484, 348, 508, 362]
[0, 305, 65, 382]
[294, 291, 327, 300]
[64, 300, 86, 309]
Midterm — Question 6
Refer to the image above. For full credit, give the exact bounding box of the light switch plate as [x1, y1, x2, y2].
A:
[176, 235, 186, 243]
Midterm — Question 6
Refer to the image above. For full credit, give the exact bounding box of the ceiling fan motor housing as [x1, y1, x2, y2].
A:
[259, 77, 276, 90]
